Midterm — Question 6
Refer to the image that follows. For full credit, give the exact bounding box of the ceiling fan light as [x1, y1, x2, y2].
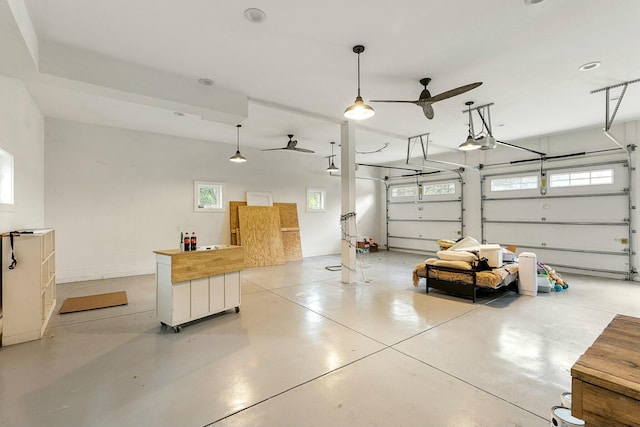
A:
[344, 96, 375, 120]
[458, 134, 482, 151]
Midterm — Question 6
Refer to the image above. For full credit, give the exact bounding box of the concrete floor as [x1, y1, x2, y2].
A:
[1, 251, 639, 426]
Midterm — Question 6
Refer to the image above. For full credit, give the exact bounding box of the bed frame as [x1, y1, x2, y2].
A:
[424, 264, 517, 303]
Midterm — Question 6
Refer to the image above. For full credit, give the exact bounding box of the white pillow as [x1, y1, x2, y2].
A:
[437, 250, 477, 263]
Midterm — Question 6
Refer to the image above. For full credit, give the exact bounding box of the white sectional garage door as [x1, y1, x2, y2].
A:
[482, 160, 632, 277]
[387, 176, 463, 254]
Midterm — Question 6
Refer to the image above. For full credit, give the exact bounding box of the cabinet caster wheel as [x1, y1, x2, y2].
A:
[173, 326, 182, 333]
[160, 322, 167, 331]
[235, 306, 240, 313]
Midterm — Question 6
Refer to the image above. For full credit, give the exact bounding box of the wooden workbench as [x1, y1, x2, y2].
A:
[571, 314, 640, 426]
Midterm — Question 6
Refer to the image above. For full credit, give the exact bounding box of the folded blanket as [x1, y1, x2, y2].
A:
[412, 261, 429, 287]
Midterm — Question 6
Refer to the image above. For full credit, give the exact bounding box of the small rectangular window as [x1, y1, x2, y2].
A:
[194, 181, 224, 212]
[490, 175, 538, 192]
[306, 188, 326, 212]
[550, 169, 613, 188]
[0, 147, 14, 206]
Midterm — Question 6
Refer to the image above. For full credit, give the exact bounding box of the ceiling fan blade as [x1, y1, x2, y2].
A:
[261, 147, 286, 151]
[369, 99, 418, 103]
[292, 148, 315, 153]
[428, 82, 482, 103]
[422, 104, 434, 119]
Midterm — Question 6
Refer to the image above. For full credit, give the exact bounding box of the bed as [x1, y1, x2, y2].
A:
[413, 258, 519, 302]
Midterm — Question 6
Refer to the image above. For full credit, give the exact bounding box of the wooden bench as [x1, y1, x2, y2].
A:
[571, 314, 640, 426]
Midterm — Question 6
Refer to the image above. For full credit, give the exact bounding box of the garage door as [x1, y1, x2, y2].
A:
[482, 159, 632, 277]
[387, 175, 463, 254]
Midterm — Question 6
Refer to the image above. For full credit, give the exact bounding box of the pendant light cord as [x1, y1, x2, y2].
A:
[236, 124, 241, 150]
[357, 52, 361, 98]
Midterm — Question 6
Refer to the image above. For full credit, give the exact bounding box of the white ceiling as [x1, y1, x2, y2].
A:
[5, 0, 640, 164]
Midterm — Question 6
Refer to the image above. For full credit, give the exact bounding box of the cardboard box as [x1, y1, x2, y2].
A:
[480, 244, 503, 268]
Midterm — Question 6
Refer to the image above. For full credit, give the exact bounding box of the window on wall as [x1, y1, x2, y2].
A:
[306, 188, 326, 212]
[550, 169, 613, 188]
[490, 175, 538, 192]
[194, 181, 224, 212]
[0, 148, 14, 206]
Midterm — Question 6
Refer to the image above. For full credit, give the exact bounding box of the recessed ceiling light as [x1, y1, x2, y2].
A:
[198, 78, 215, 86]
[173, 112, 185, 117]
[579, 61, 601, 71]
[524, 0, 545, 4]
[244, 8, 266, 24]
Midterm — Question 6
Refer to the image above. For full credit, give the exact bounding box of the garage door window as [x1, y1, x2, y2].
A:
[490, 175, 538, 192]
[549, 169, 613, 188]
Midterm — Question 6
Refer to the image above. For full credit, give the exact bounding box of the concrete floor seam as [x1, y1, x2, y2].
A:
[202, 346, 391, 427]
[50, 308, 157, 329]
[257, 281, 392, 347]
[390, 346, 549, 423]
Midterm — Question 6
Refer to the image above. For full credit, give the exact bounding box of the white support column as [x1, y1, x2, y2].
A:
[340, 121, 357, 284]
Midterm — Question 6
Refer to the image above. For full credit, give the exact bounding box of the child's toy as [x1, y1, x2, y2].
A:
[538, 262, 569, 291]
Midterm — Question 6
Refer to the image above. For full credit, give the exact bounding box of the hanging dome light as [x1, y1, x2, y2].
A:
[326, 141, 339, 172]
[230, 124, 247, 163]
[458, 101, 481, 151]
[344, 45, 375, 120]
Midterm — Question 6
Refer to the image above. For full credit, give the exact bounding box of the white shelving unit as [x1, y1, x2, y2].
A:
[1, 229, 56, 346]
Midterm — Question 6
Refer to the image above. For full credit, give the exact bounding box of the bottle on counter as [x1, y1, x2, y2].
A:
[184, 232, 191, 251]
[191, 232, 197, 251]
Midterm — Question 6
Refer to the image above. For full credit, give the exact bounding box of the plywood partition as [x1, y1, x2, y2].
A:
[275, 203, 303, 262]
[281, 232, 303, 262]
[229, 201, 303, 264]
[238, 206, 286, 267]
[229, 201, 247, 245]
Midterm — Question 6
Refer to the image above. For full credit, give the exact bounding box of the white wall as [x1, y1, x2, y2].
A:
[0, 75, 44, 232]
[45, 119, 380, 283]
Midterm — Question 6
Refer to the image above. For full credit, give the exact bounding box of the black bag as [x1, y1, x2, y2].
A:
[472, 257, 492, 271]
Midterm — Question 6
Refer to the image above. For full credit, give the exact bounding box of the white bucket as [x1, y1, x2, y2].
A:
[561, 392, 572, 408]
[550, 406, 584, 427]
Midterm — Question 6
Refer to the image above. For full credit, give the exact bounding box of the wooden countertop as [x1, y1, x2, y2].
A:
[154, 245, 241, 256]
[571, 314, 640, 425]
[154, 245, 245, 283]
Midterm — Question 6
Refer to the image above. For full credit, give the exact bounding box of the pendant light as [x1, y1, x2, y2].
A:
[326, 141, 339, 172]
[230, 124, 247, 162]
[344, 45, 375, 120]
[458, 101, 481, 151]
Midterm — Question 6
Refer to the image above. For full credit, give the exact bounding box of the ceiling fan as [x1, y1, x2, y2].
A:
[370, 77, 482, 119]
[262, 135, 315, 153]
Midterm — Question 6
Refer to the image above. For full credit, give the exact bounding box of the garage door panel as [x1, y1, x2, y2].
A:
[481, 160, 631, 277]
[513, 246, 628, 275]
[388, 178, 463, 255]
[484, 223, 628, 253]
[483, 196, 628, 222]
[388, 202, 461, 220]
[388, 236, 440, 253]
[389, 221, 460, 240]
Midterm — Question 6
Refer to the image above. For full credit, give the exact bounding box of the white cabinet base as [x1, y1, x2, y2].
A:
[155, 254, 241, 332]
